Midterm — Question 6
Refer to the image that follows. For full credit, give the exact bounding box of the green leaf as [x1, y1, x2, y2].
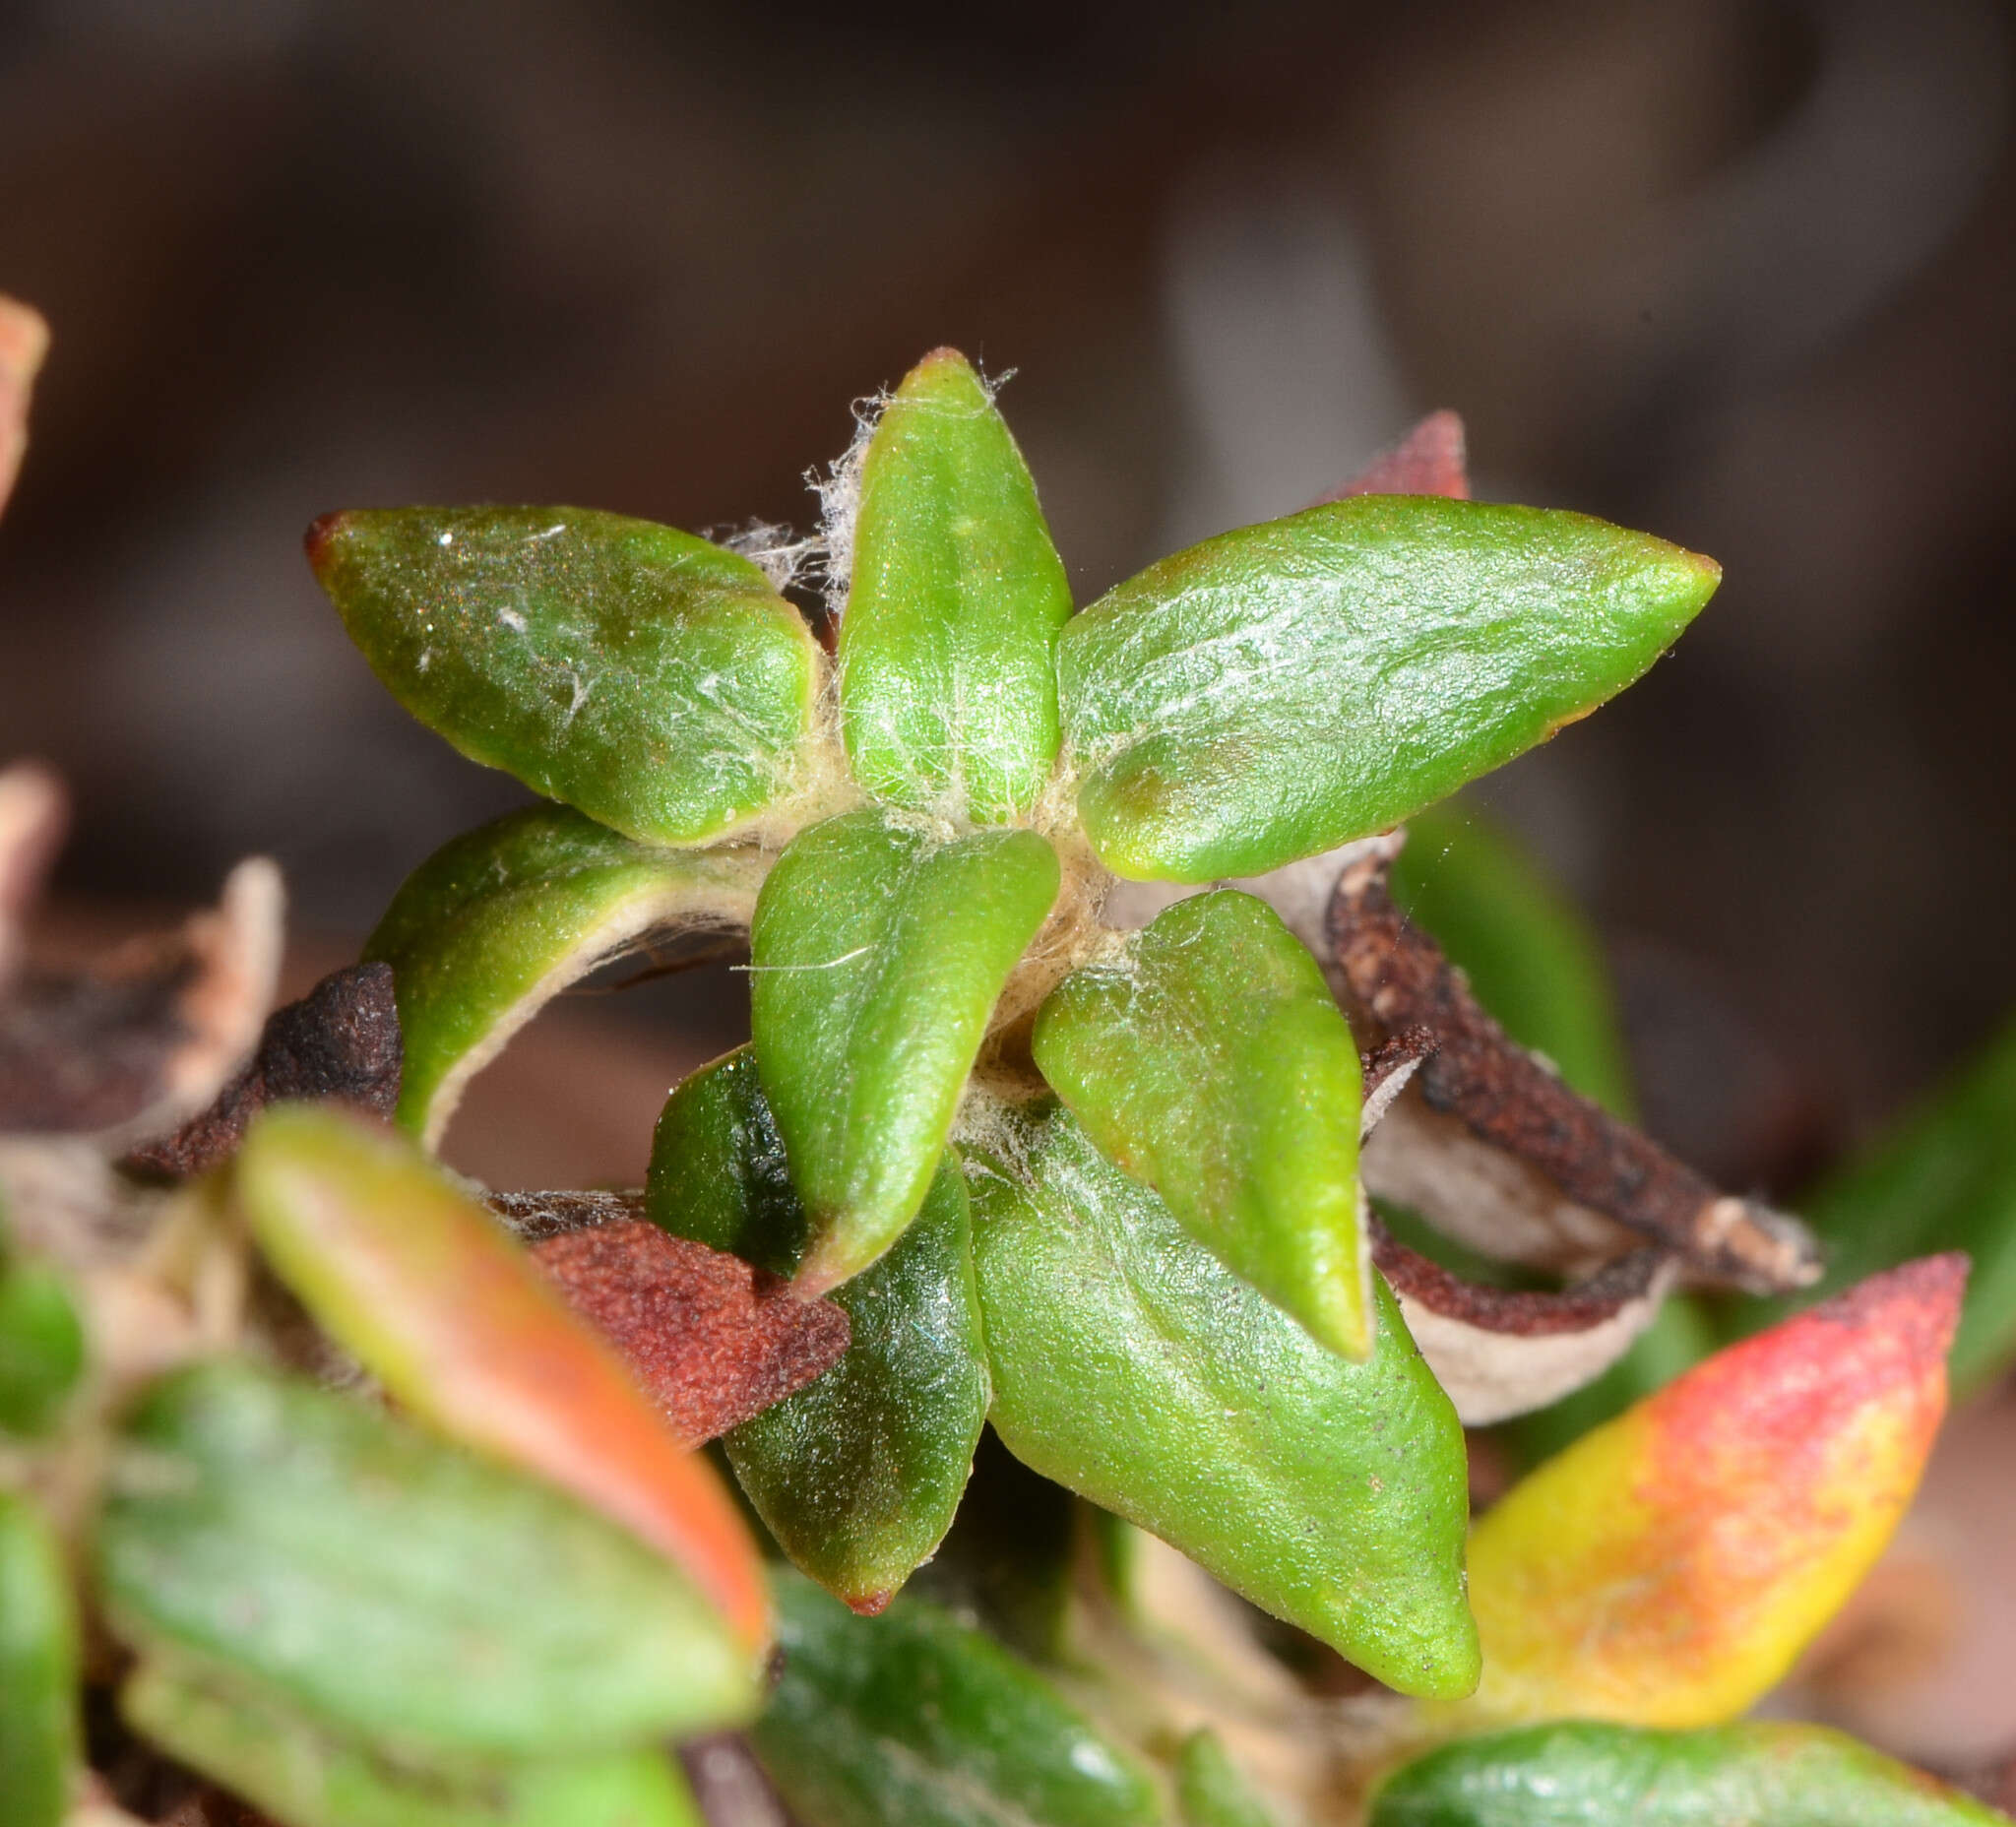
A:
[1056, 496, 1719, 882]
[753, 1570, 1161, 1827]
[1032, 890, 1370, 1358]
[0, 1256, 84, 1437]
[965, 1102, 1478, 1699]
[1176, 1730, 1282, 1827]
[308, 506, 826, 847]
[749, 811, 1059, 1293]
[1388, 802, 1636, 1118]
[94, 1361, 757, 1761]
[1368, 1722, 2010, 1825]
[123, 1660, 703, 1827]
[1737, 1013, 2016, 1399]
[365, 804, 766, 1148]
[650, 1050, 989, 1611]
[0, 1491, 79, 1827]
[838, 348, 1074, 822]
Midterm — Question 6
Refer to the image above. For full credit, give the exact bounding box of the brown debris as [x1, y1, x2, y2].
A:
[1310, 409, 1470, 505]
[0, 859, 283, 1142]
[486, 1185, 646, 1243]
[530, 1219, 850, 1446]
[124, 964, 402, 1175]
[1369, 1223, 1670, 1337]
[1330, 837, 1819, 1295]
[679, 1732, 802, 1827]
[0, 761, 67, 987]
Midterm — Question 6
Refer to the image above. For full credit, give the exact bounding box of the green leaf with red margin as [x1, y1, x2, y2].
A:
[1369, 1721, 2009, 1825]
[233, 1103, 771, 1654]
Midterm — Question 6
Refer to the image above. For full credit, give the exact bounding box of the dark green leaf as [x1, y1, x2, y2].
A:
[1388, 802, 1635, 1118]
[365, 804, 765, 1148]
[650, 1051, 989, 1610]
[1056, 497, 1718, 882]
[1737, 1013, 2016, 1398]
[0, 1257, 83, 1437]
[308, 506, 826, 847]
[753, 1571, 1161, 1827]
[1032, 890, 1370, 1358]
[0, 1491, 79, 1827]
[123, 1660, 703, 1827]
[838, 348, 1074, 822]
[95, 1361, 756, 1760]
[1175, 1730, 1281, 1827]
[750, 811, 1059, 1292]
[1368, 1721, 2009, 1825]
[965, 1102, 1478, 1699]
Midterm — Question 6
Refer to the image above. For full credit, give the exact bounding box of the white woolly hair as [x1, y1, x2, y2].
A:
[720, 519, 821, 597]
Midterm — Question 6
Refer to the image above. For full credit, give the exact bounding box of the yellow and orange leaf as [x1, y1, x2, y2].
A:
[233, 1104, 772, 1653]
[1454, 1255, 1964, 1729]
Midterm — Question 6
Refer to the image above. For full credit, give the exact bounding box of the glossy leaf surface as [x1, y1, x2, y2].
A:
[750, 811, 1058, 1292]
[1389, 802, 1635, 1117]
[651, 1049, 988, 1609]
[366, 804, 765, 1148]
[1744, 1012, 2016, 1398]
[1458, 1257, 1962, 1729]
[838, 347, 1074, 822]
[753, 1571, 1160, 1827]
[1057, 496, 1719, 882]
[235, 1104, 770, 1651]
[1033, 889, 1370, 1358]
[124, 1661, 703, 1827]
[308, 506, 824, 847]
[966, 1102, 1478, 1698]
[0, 1256, 83, 1436]
[0, 1491, 78, 1827]
[96, 1362, 757, 1758]
[1370, 1722, 2008, 1826]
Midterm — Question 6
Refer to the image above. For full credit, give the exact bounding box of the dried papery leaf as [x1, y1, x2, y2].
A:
[0, 858, 284, 1143]
[1451, 1256, 1965, 1730]
[233, 1105, 771, 1652]
[1329, 839, 1818, 1293]
[0, 297, 48, 521]
[125, 964, 402, 1176]
[1310, 410, 1470, 506]
[0, 762, 67, 990]
[1370, 1220, 1678, 1425]
[530, 1220, 850, 1446]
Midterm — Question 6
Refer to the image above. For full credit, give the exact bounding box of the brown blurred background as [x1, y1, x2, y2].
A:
[2, 0, 2012, 1192]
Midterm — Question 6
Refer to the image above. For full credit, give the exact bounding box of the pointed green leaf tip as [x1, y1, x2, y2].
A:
[966, 1102, 1478, 1699]
[1033, 890, 1372, 1358]
[650, 1050, 989, 1612]
[838, 347, 1074, 823]
[749, 809, 1059, 1295]
[1369, 1722, 2010, 1826]
[307, 506, 824, 847]
[1057, 495, 1720, 882]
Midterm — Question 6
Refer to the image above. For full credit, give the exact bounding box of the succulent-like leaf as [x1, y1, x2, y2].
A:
[366, 804, 766, 1148]
[1388, 802, 1635, 1118]
[1455, 1256, 1963, 1730]
[95, 1361, 757, 1758]
[650, 1049, 989, 1611]
[965, 1102, 1479, 1699]
[307, 507, 826, 847]
[1177, 1729, 1284, 1827]
[0, 1256, 83, 1437]
[0, 1491, 78, 1827]
[1369, 1721, 2009, 1826]
[1741, 1012, 2016, 1399]
[234, 1104, 771, 1651]
[1056, 497, 1719, 883]
[838, 347, 1074, 822]
[752, 1571, 1160, 1827]
[750, 810, 1059, 1293]
[1032, 889, 1371, 1358]
[123, 1660, 705, 1827]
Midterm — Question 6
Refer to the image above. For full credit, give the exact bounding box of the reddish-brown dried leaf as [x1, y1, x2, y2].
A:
[533, 1221, 850, 1447]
